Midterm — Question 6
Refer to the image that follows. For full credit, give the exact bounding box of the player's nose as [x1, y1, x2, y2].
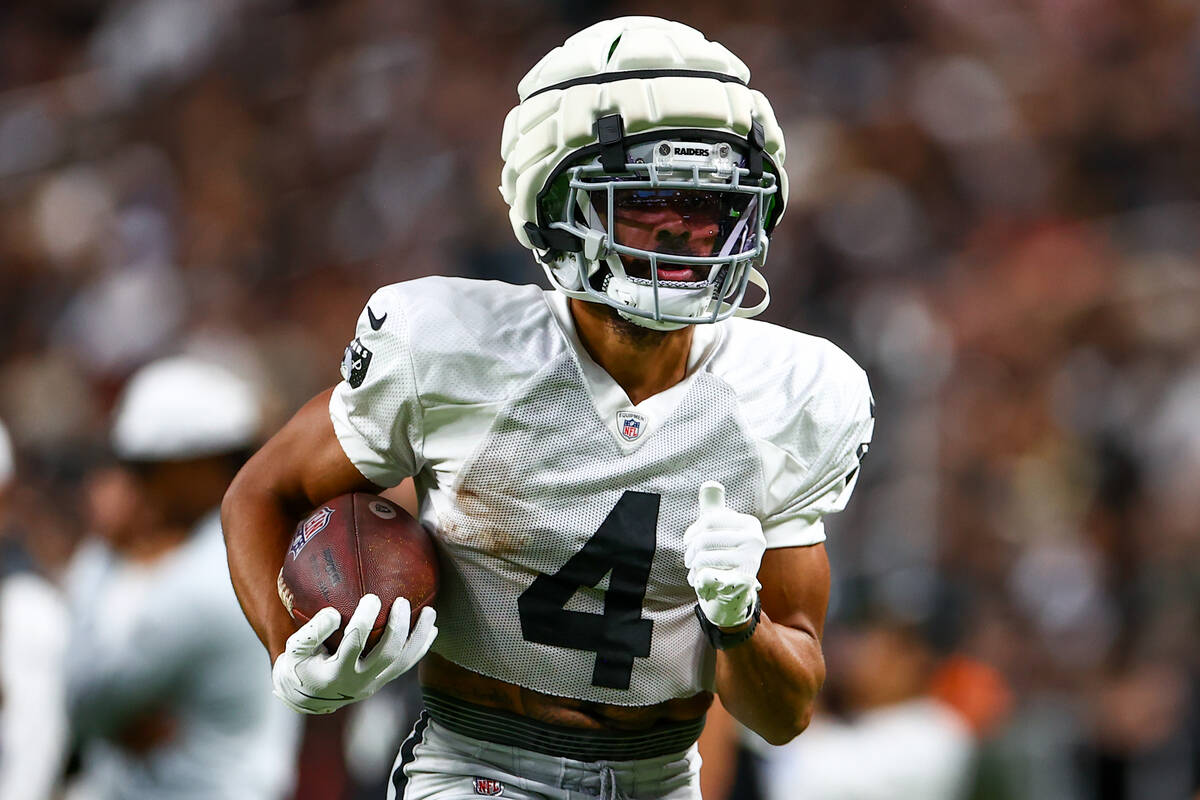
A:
[655, 222, 708, 257]
[654, 227, 691, 250]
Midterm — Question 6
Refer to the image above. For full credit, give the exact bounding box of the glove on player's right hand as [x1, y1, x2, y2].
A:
[272, 593, 437, 714]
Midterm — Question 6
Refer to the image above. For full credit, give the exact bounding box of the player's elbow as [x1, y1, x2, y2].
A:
[755, 703, 815, 746]
[791, 700, 817, 740]
[219, 464, 253, 534]
[754, 655, 824, 745]
[219, 458, 279, 541]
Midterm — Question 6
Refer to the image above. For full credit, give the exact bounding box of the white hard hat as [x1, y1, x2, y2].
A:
[0, 419, 12, 487]
[111, 356, 261, 461]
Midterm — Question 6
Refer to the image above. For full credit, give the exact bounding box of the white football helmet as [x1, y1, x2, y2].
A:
[499, 17, 789, 330]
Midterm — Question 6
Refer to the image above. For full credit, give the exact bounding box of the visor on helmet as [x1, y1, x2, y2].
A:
[592, 187, 759, 262]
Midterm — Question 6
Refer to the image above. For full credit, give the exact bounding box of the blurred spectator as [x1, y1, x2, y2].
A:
[744, 615, 978, 800]
[61, 357, 300, 800]
[0, 417, 71, 800]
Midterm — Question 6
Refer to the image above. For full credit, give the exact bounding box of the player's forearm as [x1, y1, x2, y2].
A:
[220, 470, 302, 661]
[713, 612, 825, 745]
[221, 389, 385, 661]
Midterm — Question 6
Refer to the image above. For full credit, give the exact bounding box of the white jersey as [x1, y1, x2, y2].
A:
[0, 572, 69, 800]
[747, 700, 975, 800]
[330, 277, 873, 707]
[63, 513, 301, 800]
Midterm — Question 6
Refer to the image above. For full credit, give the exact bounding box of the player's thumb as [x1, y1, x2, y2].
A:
[290, 606, 341, 656]
[698, 481, 726, 514]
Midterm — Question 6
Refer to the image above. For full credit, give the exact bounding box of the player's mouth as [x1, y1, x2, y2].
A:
[623, 257, 705, 284]
[655, 266, 703, 282]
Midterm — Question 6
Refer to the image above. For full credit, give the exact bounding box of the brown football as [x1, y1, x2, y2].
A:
[277, 493, 438, 653]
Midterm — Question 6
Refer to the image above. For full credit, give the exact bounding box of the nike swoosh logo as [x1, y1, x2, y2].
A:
[367, 306, 387, 331]
[296, 688, 355, 702]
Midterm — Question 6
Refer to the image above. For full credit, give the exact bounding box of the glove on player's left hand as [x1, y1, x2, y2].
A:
[683, 481, 766, 628]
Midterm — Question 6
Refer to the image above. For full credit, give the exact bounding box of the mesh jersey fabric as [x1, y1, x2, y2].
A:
[329, 277, 873, 706]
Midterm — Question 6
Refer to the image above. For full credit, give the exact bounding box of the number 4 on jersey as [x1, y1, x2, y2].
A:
[517, 491, 659, 690]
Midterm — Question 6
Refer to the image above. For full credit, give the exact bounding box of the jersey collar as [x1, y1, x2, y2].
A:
[543, 291, 724, 453]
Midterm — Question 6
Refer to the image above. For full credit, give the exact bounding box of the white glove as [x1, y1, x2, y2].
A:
[683, 481, 766, 628]
[272, 594, 437, 715]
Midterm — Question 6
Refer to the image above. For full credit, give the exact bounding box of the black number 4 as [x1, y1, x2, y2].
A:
[517, 491, 659, 689]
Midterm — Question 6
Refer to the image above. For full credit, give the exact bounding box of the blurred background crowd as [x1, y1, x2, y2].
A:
[0, 0, 1198, 798]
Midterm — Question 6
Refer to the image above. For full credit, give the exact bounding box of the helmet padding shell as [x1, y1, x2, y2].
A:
[500, 17, 788, 253]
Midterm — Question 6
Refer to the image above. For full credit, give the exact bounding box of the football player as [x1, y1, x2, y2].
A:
[223, 17, 874, 800]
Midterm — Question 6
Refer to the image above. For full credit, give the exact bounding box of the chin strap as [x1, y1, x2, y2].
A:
[730, 266, 770, 318]
[605, 271, 695, 332]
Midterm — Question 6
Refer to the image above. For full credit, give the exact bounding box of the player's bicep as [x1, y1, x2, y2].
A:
[757, 543, 830, 640]
[237, 387, 380, 514]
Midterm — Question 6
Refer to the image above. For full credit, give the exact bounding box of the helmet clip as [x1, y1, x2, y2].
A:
[582, 228, 608, 261]
[595, 114, 627, 173]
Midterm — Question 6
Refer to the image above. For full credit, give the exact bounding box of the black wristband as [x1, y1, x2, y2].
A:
[694, 597, 762, 650]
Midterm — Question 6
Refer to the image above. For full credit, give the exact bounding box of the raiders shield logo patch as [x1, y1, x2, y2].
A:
[341, 337, 373, 388]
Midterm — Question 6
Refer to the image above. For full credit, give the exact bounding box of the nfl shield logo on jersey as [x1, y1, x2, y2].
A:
[617, 410, 646, 442]
[473, 777, 503, 796]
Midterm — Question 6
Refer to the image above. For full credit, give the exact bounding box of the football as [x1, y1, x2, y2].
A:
[277, 492, 438, 653]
